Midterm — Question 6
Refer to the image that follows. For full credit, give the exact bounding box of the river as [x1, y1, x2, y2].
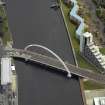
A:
[5, 0, 83, 105]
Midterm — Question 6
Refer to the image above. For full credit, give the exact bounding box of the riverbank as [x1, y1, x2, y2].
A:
[0, 5, 12, 46]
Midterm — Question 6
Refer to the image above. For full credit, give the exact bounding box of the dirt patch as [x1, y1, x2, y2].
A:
[78, 0, 105, 46]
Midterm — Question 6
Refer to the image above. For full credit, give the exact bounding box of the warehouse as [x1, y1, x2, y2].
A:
[93, 97, 105, 105]
[1, 57, 12, 85]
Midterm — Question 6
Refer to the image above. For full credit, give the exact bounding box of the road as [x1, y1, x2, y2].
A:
[5, 0, 83, 105]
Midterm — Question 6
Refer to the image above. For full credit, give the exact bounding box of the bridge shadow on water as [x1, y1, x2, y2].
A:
[14, 57, 79, 80]
[14, 58, 83, 105]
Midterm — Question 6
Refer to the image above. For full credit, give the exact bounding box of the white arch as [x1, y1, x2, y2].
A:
[24, 44, 71, 78]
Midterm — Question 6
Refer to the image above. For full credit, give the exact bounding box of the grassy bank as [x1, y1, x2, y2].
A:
[60, 0, 105, 90]
[60, 1, 98, 71]
[100, 48, 105, 55]
[84, 80, 105, 90]
[0, 5, 12, 45]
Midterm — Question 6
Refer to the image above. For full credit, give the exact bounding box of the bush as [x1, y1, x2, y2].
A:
[96, 8, 105, 22]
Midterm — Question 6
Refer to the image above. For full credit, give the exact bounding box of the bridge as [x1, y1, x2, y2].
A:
[4, 47, 105, 84]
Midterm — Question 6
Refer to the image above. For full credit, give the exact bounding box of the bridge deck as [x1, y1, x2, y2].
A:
[5, 48, 105, 84]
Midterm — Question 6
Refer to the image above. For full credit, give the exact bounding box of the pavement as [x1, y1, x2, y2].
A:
[0, 93, 7, 105]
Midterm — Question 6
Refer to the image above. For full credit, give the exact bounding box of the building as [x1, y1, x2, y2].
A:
[93, 97, 105, 105]
[1, 57, 12, 85]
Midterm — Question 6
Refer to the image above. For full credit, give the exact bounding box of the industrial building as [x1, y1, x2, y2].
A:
[1, 57, 12, 85]
[93, 97, 105, 105]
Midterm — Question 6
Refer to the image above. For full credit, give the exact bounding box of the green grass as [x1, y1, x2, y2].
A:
[61, 1, 105, 90]
[2, 31, 12, 45]
[0, 6, 6, 17]
[0, 6, 12, 45]
[100, 48, 105, 55]
[84, 80, 105, 90]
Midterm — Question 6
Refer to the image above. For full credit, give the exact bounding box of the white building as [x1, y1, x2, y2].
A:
[1, 57, 12, 85]
[93, 97, 105, 105]
[80, 32, 93, 52]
